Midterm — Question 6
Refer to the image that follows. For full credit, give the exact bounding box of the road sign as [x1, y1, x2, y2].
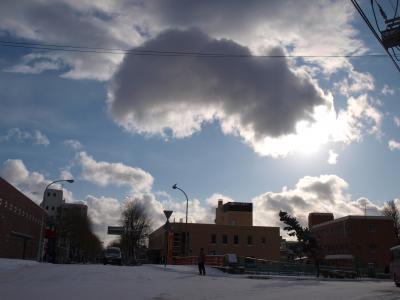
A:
[107, 226, 124, 235]
[163, 210, 173, 220]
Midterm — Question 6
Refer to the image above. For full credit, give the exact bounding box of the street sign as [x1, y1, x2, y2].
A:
[163, 210, 173, 220]
[107, 226, 124, 235]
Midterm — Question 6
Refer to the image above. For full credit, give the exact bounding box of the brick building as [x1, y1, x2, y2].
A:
[0, 177, 46, 260]
[309, 213, 396, 271]
[149, 200, 280, 262]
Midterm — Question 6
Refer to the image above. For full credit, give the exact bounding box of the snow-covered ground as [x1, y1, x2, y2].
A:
[0, 258, 39, 271]
[0, 259, 398, 300]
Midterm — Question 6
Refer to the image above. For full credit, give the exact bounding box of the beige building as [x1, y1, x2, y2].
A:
[149, 200, 280, 261]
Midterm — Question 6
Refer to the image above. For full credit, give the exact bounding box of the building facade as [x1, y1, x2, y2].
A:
[310, 213, 396, 270]
[40, 188, 88, 263]
[0, 177, 46, 260]
[149, 200, 280, 262]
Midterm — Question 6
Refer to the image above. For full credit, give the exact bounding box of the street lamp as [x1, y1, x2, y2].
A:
[172, 183, 189, 256]
[37, 179, 74, 261]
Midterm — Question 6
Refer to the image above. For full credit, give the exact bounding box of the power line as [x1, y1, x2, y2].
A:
[351, 0, 400, 72]
[0, 39, 388, 59]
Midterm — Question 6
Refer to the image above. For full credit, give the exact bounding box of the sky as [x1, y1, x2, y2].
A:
[1, 0, 400, 244]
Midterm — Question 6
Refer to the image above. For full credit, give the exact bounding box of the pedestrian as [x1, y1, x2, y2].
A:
[197, 248, 206, 275]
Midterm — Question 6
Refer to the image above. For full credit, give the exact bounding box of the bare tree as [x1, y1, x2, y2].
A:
[120, 200, 151, 264]
[383, 200, 400, 243]
[58, 208, 103, 263]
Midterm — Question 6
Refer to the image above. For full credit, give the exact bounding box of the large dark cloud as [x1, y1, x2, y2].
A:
[108, 28, 328, 141]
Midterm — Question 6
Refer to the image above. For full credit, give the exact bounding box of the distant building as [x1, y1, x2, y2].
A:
[41, 188, 63, 223]
[309, 213, 396, 271]
[62, 202, 88, 218]
[40, 188, 88, 263]
[149, 200, 280, 262]
[0, 177, 46, 260]
[308, 212, 334, 229]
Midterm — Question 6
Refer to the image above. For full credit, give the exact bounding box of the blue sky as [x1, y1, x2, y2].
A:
[1, 0, 399, 242]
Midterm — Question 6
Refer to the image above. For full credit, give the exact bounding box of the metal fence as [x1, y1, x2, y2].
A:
[239, 257, 390, 279]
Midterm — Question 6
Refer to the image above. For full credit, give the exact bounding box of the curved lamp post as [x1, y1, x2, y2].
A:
[37, 179, 74, 261]
[172, 183, 189, 256]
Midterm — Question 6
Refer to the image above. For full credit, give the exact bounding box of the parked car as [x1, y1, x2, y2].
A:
[103, 247, 122, 265]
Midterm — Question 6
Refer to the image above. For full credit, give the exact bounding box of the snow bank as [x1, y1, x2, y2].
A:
[0, 258, 39, 271]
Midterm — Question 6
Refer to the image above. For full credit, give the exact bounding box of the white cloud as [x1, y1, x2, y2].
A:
[0, 128, 50, 146]
[5, 53, 62, 74]
[109, 29, 382, 157]
[85, 195, 123, 245]
[331, 95, 382, 144]
[1, 159, 48, 204]
[382, 84, 395, 96]
[394, 116, 400, 127]
[59, 170, 74, 181]
[78, 151, 154, 192]
[328, 150, 338, 165]
[1, 0, 382, 158]
[389, 139, 400, 151]
[108, 28, 333, 157]
[335, 67, 374, 97]
[63, 139, 83, 150]
[252, 175, 382, 236]
[0, 158, 386, 243]
[1, 0, 364, 79]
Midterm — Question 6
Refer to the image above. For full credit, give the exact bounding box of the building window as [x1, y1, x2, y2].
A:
[247, 235, 253, 245]
[234, 235, 239, 245]
[47, 192, 51, 197]
[222, 234, 228, 244]
[368, 223, 376, 232]
[53, 193, 56, 197]
[51, 206, 55, 211]
[261, 237, 266, 244]
[211, 234, 216, 244]
[45, 206, 49, 210]
[369, 244, 377, 253]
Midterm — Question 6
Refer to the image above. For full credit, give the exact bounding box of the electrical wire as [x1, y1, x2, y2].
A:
[351, 0, 400, 72]
[0, 40, 388, 59]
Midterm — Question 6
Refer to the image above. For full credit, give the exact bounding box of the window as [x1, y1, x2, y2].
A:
[247, 235, 253, 245]
[46, 206, 49, 210]
[211, 234, 216, 244]
[47, 192, 50, 197]
[234, 235, 239, 245]
[261, 237, 266, 244]
[51, 206, 55, 211]
[222, 234, 228, 244]
[369, 244, 377, 253]
[53, 192, 56, 197]
[368, 223, 376, 232]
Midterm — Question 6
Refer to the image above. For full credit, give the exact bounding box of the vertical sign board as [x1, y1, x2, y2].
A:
[107, 226, 124, 235]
